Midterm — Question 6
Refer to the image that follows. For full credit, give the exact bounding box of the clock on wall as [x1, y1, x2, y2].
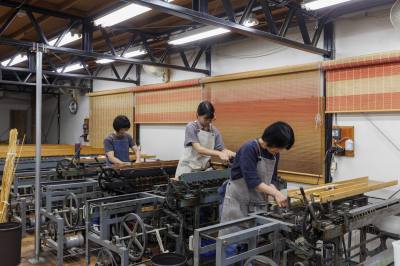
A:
[68, 99, 78, 114]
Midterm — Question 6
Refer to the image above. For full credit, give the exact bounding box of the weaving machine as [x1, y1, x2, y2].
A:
[194, 177, 400, 266]
[97, 160, 178, 194]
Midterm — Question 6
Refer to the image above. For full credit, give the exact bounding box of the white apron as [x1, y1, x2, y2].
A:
[175, 124, 216, 178]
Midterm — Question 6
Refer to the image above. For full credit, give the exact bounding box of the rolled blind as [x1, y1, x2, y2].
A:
[135, 80, 202, 123]
[88, 90, 135, 147]
[324, 51, 400, 113]
[203, 64, 324, 175]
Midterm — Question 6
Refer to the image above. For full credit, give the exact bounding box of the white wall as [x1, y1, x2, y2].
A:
[139, 124, 185, 160]
[55, 5, 400, 189]
[334, 113, 400, 187]
[332, 8, 400, 188]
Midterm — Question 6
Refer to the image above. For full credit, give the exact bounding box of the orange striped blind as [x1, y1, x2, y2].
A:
[135, 80, 202, 123]
[324, 51, 400, 113]
[203, 64, 324, 175]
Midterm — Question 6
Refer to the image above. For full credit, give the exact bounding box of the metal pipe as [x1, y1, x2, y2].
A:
[34, 46, 43, 261]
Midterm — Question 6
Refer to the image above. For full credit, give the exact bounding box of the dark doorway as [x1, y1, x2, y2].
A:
[10, 110, 28, 144]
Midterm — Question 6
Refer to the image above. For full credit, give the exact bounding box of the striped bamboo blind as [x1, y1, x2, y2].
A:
[324, 51, 400, 113]
[135, 80, 202, 123]
[88, 90, 135, 147]
[203, 64, 324, 175]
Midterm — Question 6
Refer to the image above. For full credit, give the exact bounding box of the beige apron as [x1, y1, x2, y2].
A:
[220, 140, 276, 235]
[175, 124, 216, 178]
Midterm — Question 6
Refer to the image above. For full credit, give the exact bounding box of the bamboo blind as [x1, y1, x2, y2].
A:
[324, 51, 400, 113]
[203, 63, 324, 176]
[89, 92, 135, 148]
[134, 80, 202, 124]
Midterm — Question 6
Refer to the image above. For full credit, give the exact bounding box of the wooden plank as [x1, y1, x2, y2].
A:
[112, 160, 178, 170]
[317, 180, 398, 203]
[279, 170, 324, 185]
[288, 176, 369, 198]
[0, 145, 106, 158]
[76, 154, 157, 163]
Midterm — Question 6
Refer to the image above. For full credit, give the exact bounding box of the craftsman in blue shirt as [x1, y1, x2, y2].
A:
[220, 122, 295, 235]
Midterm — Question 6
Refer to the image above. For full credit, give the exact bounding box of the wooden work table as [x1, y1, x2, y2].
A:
[0, 144, 156, 162]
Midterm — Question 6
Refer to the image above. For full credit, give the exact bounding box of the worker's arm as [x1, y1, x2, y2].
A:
[239, 142, 286, 207]
[106, 150, 128, 165]
[192, 143, 229, 161]
[131, 146, 141, 163]
[255, 183, 287, 207]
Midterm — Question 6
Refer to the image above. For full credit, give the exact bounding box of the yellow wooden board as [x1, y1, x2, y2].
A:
[0, 144, 104, 158]
[288, 177, 398, 203]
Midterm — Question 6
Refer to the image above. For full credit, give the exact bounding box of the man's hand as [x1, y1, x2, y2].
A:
[273, 190, 288, 208]
[218, 151, 230, 162]
[223, 149, 236, 159]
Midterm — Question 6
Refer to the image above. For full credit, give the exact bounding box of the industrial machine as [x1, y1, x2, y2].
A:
[85, 169, 230, 266]
[97, 160, 178, 194]
[193, 177, 400, 266]
[85, 192, 174, 266]
[9, 157, 105, 236]
[39, 179, 105, 266]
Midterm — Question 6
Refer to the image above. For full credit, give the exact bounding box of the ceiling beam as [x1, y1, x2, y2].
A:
[0, 37, 210, 74]
[0, 0, 83, 20]
[132, 0, 331, 56]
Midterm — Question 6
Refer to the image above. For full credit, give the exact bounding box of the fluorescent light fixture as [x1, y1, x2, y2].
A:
[96, 58, 115, 64]
[303, 0, 353, 10]
[95, 49, 147, 64]
[94, 4, 150, 27]
[94, 1, 175, 27]
[49, 31, 82, 47]
[56, 63, 84, 73]
[169, 26, 230, 45]
[124, 49, 147, 58]
[1, 54, 28, 66]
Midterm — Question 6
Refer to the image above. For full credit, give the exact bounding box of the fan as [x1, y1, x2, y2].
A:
[143, 65, 169, 82]
[390, 0, 400, 30]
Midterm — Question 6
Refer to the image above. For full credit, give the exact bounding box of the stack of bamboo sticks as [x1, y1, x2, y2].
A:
[0, 129, 20, 223]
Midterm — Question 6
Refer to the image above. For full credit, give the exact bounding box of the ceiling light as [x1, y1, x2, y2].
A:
[94, 4, 151, 27]
[95, 49, 147, 64]
[303, 0, 353, 10]
[56, 63, 84, 73]
[243, 13, 259, 27]
[49, 32, 82, 47]
[169, 26, 230, 45]
[94, 1, 175, 28]
[96, 58, 115, 64]
[1, 54, 27, 67]
[124, 49, 147, 58]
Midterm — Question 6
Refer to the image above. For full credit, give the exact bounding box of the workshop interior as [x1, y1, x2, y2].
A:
[0, 0, 400, 265]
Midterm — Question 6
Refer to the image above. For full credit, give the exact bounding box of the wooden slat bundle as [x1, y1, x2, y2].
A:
[0, 129, 19, 222]
[288, 176, 398, 203]
[111, 160, 179, 170]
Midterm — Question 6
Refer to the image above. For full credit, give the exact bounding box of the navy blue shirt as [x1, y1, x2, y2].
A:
[231, 140, 280, 189]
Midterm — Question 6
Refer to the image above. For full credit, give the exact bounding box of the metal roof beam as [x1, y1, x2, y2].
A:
[131, 0, 331, 56]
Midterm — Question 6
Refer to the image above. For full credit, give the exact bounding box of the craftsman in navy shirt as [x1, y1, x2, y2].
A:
[230, 140, 280, 189]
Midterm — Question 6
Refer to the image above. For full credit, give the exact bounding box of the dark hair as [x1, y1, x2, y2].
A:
[113, 115, 131, 132]
[197, 101, 215, 119]
[262, 121, 295, 150]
